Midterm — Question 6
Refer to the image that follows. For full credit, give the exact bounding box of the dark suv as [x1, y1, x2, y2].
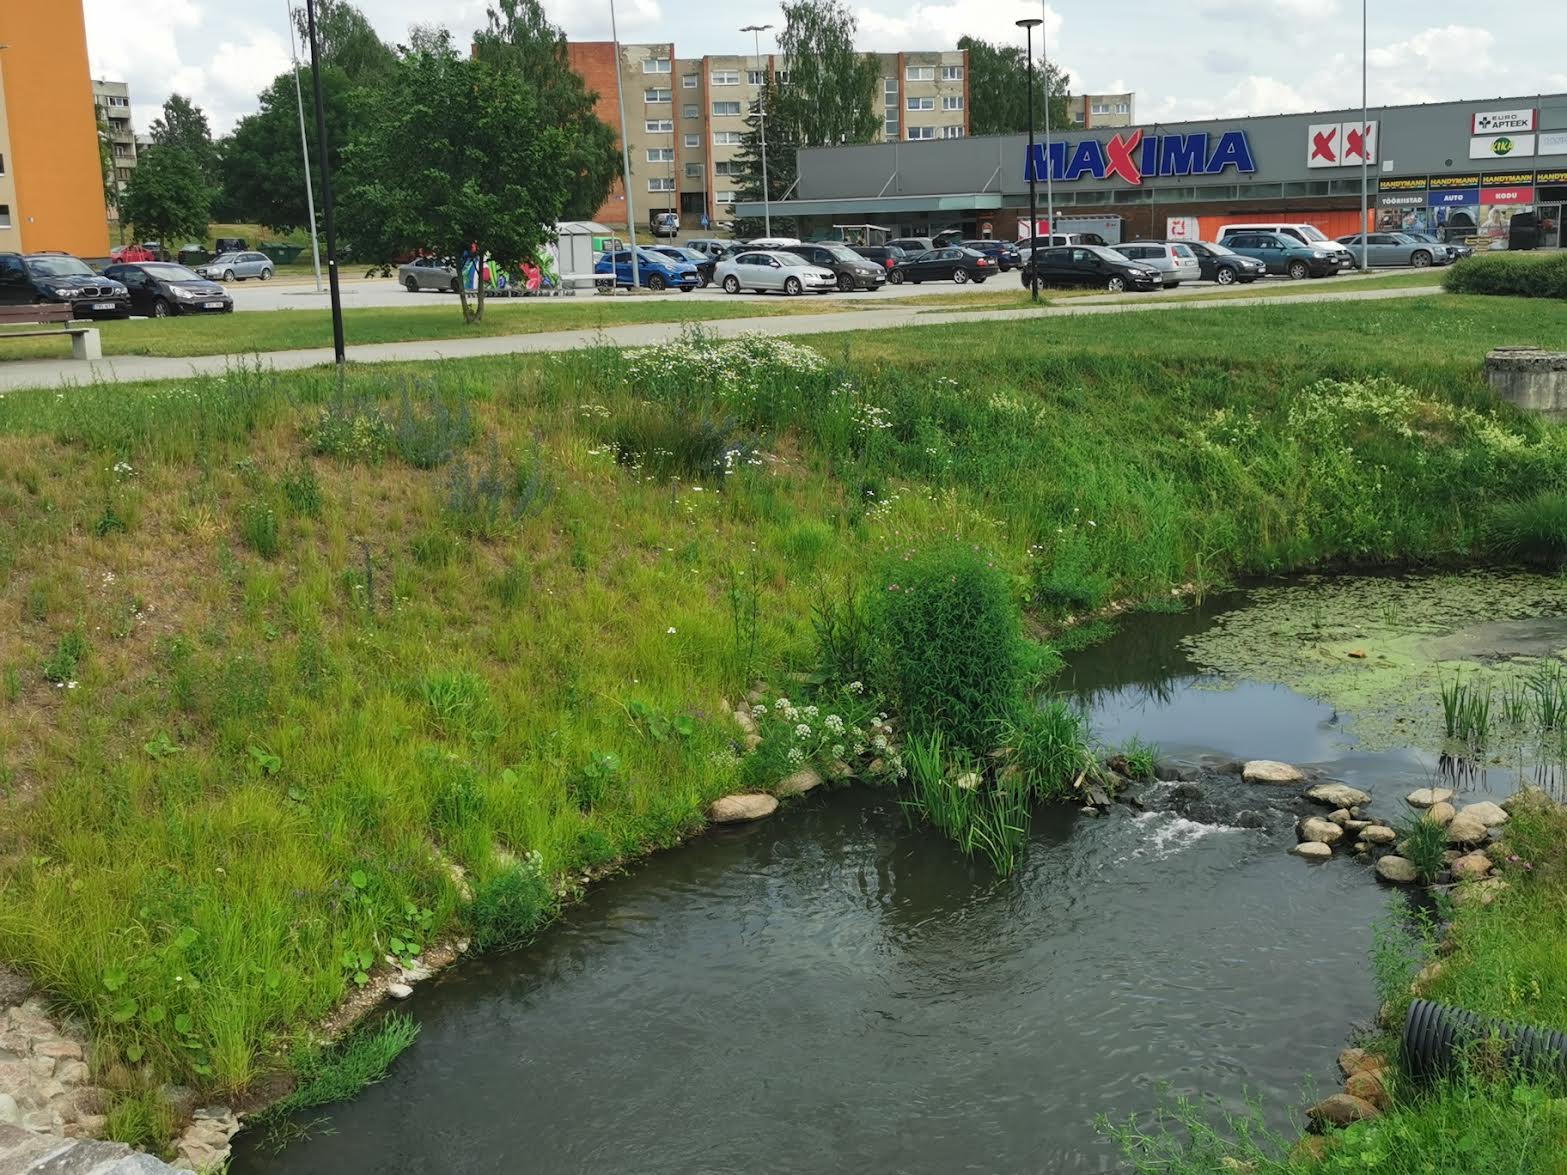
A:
[962, 239, 1022, 271]
[0, 253, 130, 318]
[781, 243, 886, 291]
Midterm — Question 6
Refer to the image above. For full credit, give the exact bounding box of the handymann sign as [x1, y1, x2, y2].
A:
[1024, 129, 1257, 185]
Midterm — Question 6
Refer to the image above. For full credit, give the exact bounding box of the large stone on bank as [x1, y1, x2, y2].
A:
[1453, 877, 1509, 906]
[1291, 841, 1333, 862]
[1375, 855, 1419, 884]
[1307, 1092, 1381, 1130]
[1362, 824, 1397, 845]
[1298, 817, 1345, 845]
[1406, 787, 1453, 808]
[775, 767, 824, 797]
[1337, 1047, 1385, 1078]
[1458, 801, 1509, 828]
[1342, 818, 1371, 834]
[1344, 1068, 1391, 1111]
[1452, 851, 1492, 880]
[1327, 808, 1352, 827]
[1306, 783, 1371, 808]
[1243, 760, 1306, 784]
[1446, 812, 1489, 846]
[1427, 801, 1455, 826]
[709, 793, 779, 823]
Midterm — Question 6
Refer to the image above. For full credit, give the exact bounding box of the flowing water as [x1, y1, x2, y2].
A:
[231, 579, 1563, 1175]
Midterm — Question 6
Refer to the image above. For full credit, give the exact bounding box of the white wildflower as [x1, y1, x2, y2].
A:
[794, 723, 812, 739]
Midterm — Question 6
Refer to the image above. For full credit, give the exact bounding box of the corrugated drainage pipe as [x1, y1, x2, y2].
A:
[1403, 999, 1567, 1081]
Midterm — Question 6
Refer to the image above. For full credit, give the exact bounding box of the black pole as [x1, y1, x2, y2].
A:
[303, 0, 345, 369]
[1023, 25, 1039, 302]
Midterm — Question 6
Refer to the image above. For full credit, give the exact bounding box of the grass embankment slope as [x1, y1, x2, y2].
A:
[0, 296, 1565, 1152]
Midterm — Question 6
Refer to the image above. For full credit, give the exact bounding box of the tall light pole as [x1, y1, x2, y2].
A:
[1041, 3, 1055, 245]
[285, 2, 323, 293]
[1360, 0, 1369, 274]
[1017, 18, 1042, 301]
[740, 23, 773, 238]
[303, 0, 344, 370]
[609, 0, 640, 290]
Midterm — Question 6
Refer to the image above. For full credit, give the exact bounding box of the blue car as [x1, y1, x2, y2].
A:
[594, 248, 700, 292]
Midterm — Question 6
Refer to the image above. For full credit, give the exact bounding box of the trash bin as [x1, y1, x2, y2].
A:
[262, 243, 305, 264]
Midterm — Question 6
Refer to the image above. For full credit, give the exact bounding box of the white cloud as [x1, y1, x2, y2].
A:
[854, 1, 1062, 52]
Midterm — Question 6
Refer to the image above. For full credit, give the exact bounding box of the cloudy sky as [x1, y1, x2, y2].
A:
[85, 0, 1567, 136]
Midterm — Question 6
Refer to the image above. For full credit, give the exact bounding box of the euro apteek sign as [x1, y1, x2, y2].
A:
[1024, 129, 1257, 185]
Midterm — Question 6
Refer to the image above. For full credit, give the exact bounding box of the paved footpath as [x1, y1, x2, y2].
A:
[0, 285, 1441, 394]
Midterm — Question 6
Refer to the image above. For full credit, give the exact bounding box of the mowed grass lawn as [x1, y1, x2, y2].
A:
[0, 295, 867, 361]
[0, 296, 1565, 1153]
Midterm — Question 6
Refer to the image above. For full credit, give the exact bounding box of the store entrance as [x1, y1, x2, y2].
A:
[1539, 205, 1562, 250]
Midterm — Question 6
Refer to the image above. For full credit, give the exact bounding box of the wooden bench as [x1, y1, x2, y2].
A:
[0, 304, 103, 360]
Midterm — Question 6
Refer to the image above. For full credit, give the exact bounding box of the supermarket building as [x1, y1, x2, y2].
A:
[737, 91, 1567, 249]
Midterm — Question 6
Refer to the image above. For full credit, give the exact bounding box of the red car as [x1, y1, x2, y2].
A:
[110, 243, 158, 263]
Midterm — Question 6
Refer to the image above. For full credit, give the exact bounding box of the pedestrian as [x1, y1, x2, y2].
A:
[700, 211, 710, 232]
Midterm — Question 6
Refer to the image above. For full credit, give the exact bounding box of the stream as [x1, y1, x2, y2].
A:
[230, 578, 1561, 1174]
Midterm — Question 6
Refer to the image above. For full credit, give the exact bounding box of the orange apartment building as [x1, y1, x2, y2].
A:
[0, 1, 111, 257]
[568, 41, 970, 230]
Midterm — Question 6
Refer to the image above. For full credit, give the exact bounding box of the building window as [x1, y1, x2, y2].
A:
[114, 144, 134, 157]
[776, 70, 790, 85]
[0, 205, 10, 229]
[1091, 102, 1110, 115]
[682, 73, 697, 89]
[940, 65, 964, 81]
[906, 65, 934, 81]
[1115, 102, 1130, 114]
[683, 104, 699, 119]
[716, 191, 736, 204]
[907, 96, 934, 111]
[645, 119, 673, 133]
[713, 101, 741, 117]
[643, 57, 671, 73]
[747, 70, 766, 86]
[647, 147, 674, 163]
[942, 95, 964, 111]
[685, 162, 702, 178]
[711, 70, 739, 86]
[884, 118, 899, 140]
[105, 95, 129, 107]
[684, 133, 700, 148]
[645, 88, 671, 103]
[115, 167, 133, 183]
[714, 160, 737, 176]
[713, 131, 743, 145]
[907, 126, 935, 140]
[940, 125, 965, 139]
[1071, 111, 1085, 123]
[0, 153, 6, 175]
[649, 177, 675, 192]
[884, 77, 899, 95]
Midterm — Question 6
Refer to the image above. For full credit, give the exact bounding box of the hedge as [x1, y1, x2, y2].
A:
[1443, 250, 1567, 299]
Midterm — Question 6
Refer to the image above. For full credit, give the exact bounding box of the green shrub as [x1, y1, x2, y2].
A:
[468, 855, 554, 952]
[994, 699, 1093, 802]
[1397, 814, 1450, 883]
[281, 460, 324, 517]
[393, 384, 474, 470]
[868, 541, 1028, 754]
[902, 730, 1031, 877]
[604, 402, 753, 483]
[41, 628, 87, 684]
[1034, 561, 1112, 616]
[238, 498, 281, 558]
[811, 580, 871, 688]
[444, 438, 554, 541]
[1443, 251, 1567, 299]
[565, 752, 621, 813]
[310, 395, 393, 461]
[1487, 491, 1567, 570]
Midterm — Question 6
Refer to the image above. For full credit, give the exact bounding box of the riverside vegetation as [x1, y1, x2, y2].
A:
[0, 296, 1566, 1155]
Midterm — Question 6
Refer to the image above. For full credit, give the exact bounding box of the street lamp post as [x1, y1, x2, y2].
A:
[740, 23, 774, 238]
[1017, 18, 1042, 301]
[285, 1, 323, 293]
[303, 0, 344, 370]
[1041, 6, 1055, 248]
[1360, 0, 1369, 274]
[609, 0, 640, 290]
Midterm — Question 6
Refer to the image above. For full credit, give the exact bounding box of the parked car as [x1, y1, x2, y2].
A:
[715, 249, 837, 295]
[650, 245, 716, 287]
[894, 246, 996, 285]
[1169, 240, 1268, 285]
[887, 237, 935, 256]
[781, 242, 886, 291]
[851, 245, 908, 278]
[0, 252, 130, 318]
[1111, 241, 1202, 287]
[1218, 231, 1342, 279]
[684, 238, 731, 259]
[1335, 232, 1450, 268]
[398, 257, 460, 292]
[101, 261, 232, 317]
[962, 240, 1023, 271]
[746, 237, 803, 250]
[650, 212, 680, 239]
[213, 236, 247, 254]
[1217, 222, 1355, 270]
[1021, 245, 1160, 293]
[196, 251, 275, 282]
[110, 243, 158, 263]
[1404, 230, 1473, 260]
[594, 247, 700, 292]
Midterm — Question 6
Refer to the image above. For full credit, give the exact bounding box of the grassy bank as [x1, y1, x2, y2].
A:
[0, 297, 1565, 1151]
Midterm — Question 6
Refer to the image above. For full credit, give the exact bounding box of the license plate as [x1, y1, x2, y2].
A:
[204, 302, 224, 309]
[92, 302, 115, 311]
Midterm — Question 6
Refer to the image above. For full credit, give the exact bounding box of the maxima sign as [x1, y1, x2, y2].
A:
[1023, 129, 1256, 185]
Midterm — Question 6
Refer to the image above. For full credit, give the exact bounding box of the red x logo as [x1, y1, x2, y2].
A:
[1105, 129, 1145, 185]
[1345, 126, 1370, 159]
[1312, 129, 1338, 161]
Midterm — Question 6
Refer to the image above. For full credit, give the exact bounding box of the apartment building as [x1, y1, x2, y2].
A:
[93, 79, 138, 230]
[0, 2, 111, 257]
[568, 41, 969, 228]
[1065, 91, 1136, 128]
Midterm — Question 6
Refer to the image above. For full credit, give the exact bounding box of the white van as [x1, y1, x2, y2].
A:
[746, 237, 803, 250]
[1216, 222, 1354, 267]
[1017, 232, 1107, 264]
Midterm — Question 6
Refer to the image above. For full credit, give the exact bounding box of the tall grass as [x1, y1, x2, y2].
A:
[1440, 674, 1493, 745]
[901, 732, 1031, 877]
[1487, 491, 1567, 571]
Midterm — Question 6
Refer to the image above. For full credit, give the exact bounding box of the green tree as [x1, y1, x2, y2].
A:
[148, 95, 220, 186]
[95, 111, 121, 236]
[338, 43, 568, 323]
[471, 0, 619, 219]
[958, 35, 1070, 138]
[220, 65, 357, 233]
[774, 0, 880, 147]
[120, 147, 212, 254]
[731, 82, 799, 239]
[293, 0, 395, 83]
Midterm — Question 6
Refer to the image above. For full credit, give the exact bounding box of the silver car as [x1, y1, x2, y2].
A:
[399, 257, 460, 293]
[1336, 232, 1451, 268]
[1112, 241, 1202, 287]
[197, 251, 274, 282]
[715, 249, 837, 295]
